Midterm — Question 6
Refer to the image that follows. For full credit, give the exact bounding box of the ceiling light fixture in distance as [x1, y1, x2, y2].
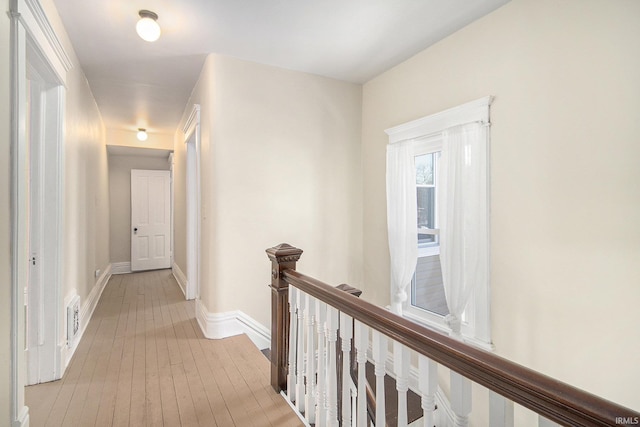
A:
[136, 10, 161, 42]
[137, 128, 148, 141]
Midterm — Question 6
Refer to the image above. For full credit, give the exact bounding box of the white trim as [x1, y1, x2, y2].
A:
[403, 310, 495, 352]
[184, 104, 201, 301]
[171, 262, 187, 297]
[111, 262, 132, 275]
[386, 97, 493, 347]
[61, 265, 112, 369]
[195, 300, 271, 350]
[16, 0, 72, 86]
[385, 96, 492, 144]
[168, 153, 174, 267]
[13, 406, 30, 427]
[435, 385, 456, 427]
[10, 14, 29, 420]
[183, 104, 201, 135]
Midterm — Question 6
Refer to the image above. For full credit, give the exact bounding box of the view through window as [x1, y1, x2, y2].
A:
[411, 152, 450, 317]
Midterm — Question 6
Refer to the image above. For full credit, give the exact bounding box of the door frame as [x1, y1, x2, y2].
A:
[184, 105, 201, 301]
[130, 169, 172, 271]
[11, 0, 71, 422]
[25, 59, 65, 385]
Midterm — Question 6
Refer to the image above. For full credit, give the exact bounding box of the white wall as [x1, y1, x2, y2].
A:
[108, 154, 171, 263]
[362, 0, 640, 412]
[43, 9, 111, 331]
[62, 78, 110, 305]
[175, 54, 363, 328]
[0, 0, 12, 420]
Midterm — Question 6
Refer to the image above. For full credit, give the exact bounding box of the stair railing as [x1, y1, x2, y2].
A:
[267, 243, 640, 427]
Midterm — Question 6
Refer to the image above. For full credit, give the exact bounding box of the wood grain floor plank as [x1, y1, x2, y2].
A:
[112, 299, 137, 426]
[44, 303, 103, 426]
[171, 362, 200, 426]
[24, 379, 62, 426]
[76, 316, 118, 426]
[144, 285, 163, 427]
[26, 269, 302, 427]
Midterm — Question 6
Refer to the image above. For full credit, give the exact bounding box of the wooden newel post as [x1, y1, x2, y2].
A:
[266, 243, 303, 393]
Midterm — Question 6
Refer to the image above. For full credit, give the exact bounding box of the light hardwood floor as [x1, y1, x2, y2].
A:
[25, 269, 302, 427]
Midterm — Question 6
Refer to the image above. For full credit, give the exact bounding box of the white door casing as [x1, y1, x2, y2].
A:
[131, 169, 172, 271]
[184, 104, 201, 301]
[25, 18, 66, 387]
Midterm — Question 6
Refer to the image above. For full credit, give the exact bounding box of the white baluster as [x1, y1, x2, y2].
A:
[354, 321, 368, 427]
[296, 288, 306, 413]
[340, 312, 354, 427]
[394, 342, 410, 427]
[372, 331, 387, 427]
[316, 301, 328, 426]
[305, 294, 316, 424]
[418, 355, 437, 427]
[351, 383, 358, 427]
[287, 286, 298, 403]
[489, 391, 514, 427]
[327, 306, 339, 427]
[451, 371, 472, 427]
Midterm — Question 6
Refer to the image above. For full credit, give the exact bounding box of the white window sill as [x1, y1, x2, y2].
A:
[403, 309, 495, 353]
[418, 246, 439, 258]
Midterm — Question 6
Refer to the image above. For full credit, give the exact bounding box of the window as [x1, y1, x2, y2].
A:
[412, 148, 448, 317]
[385, 97, 493, 350]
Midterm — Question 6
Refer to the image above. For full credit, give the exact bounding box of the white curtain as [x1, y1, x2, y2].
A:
[438, 123, 488, 338]
[386, 140, 418, 314]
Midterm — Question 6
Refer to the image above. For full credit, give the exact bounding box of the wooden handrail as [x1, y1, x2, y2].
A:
[279, 267, 640, 427]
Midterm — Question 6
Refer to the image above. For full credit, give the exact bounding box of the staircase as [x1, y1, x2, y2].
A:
[266, 243, 640, 427]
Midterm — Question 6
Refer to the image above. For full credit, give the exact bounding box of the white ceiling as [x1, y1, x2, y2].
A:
[53, 0, 510, 137]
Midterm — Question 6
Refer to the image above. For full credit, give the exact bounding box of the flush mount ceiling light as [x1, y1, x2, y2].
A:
[136, 10, 161, 42]
[137, 128, 148, 141]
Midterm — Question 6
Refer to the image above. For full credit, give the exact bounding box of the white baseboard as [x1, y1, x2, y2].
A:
[111, 261, 131, 274]
[196, 299, 271, 350]
[434, 383, 455, 426]
[13, 405, 29, 427]
[61, 264, 112, 370]
[172, 262, 187, 297]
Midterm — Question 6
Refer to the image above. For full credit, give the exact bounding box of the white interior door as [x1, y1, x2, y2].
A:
[25, 59, 63, 385]
[27, 77, 44, 385]
[131, 169, 171, 271]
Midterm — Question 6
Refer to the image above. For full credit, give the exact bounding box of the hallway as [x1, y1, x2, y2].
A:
[25, 270, 301, 427]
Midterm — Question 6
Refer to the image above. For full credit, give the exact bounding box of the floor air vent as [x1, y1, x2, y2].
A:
[67, 295, 80, 348]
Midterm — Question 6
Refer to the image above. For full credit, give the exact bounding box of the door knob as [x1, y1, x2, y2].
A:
[134, 227, 138, 234]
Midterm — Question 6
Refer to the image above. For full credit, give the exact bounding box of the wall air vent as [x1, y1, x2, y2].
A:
[67, 295, 80, 348]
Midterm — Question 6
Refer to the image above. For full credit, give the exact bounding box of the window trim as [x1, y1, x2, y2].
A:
[385, 96, 493, 350]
